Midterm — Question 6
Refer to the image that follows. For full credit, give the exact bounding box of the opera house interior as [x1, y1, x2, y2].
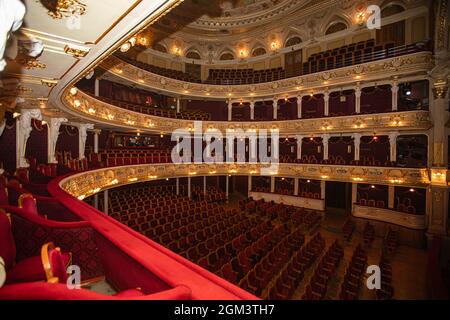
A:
[0, 0, 449, 302]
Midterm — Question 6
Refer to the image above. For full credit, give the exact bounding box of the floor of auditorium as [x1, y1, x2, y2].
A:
[89, 193, 428, 299]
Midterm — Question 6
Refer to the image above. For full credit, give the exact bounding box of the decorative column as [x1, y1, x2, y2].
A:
[0, 120, 5, 137]
[176, 97, 181, 113]
[388, 132, 398, 162]
[355, 84, 361, 114]
[297, 95, 302, 119]
[388, 185, 395, 209]
[248, 175, 252, 195]
[324, 91, 330, 116]
[294, 178, 299, 196]
[270, 176, 275, 193]
[430, 80, 449, 167]
[203, 176, 207, 195]
[322, 134, 330, 160]
[94, 194, 99, 210]
[16, 109, 42, 168]
[76, 123, 94, 159]
[93, 129, 101, 153]
[391, 80, 399, 111]
[47, 117, 68, 164]
[427, 79, 449, 237]
[94, 78, 100, 97]
[103, 190, 109, 215]
[353, 133, 361, 161]
[176, 177, 180, 195]
[296, 135, 304, 159]
[227, 99, 232, 121]
[272, 98, 278, 120]
[225, 175, 229, 199]
[428, 169, 449, 236]
[249, 101, 255, 120]
[351, 183, 357, 210]
[320, 180, 326, 199]
[188, 177, 191, 199]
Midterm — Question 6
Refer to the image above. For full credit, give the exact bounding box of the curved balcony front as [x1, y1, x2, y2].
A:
[100, 51, 432, 99]
[64, 89, 432, 135]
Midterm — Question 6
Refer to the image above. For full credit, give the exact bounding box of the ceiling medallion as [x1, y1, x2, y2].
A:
[39, 0, 87, 19]
[17, 57, 46, 70]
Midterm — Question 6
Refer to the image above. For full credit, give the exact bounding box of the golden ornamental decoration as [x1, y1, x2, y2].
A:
[64, 45, 89, 58]
[38, 0, 86, 19]
[17, 57, 46, 70]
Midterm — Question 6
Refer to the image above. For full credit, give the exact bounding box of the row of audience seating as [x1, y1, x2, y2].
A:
[117, 53, 202, 83]
[302, 239, 344, 299]
[95, 95, 211, 121]
[339, 244, 368, 299]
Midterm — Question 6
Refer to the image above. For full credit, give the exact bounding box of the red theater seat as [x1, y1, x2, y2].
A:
[0, 210, 46, 284]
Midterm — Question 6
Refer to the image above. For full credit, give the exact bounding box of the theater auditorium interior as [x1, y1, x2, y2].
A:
[0, 0, 449, 302]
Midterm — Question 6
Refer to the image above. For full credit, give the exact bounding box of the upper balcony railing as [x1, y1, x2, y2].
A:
[101, 49, 432, 100]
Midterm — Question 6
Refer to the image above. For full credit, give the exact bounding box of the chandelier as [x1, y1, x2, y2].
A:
[38, 0, 86, 19]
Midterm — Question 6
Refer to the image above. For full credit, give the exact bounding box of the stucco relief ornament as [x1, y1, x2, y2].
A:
[0, 0, 26, 72]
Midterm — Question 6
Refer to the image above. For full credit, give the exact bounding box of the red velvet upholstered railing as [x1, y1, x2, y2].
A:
[48, 174, 258, 300]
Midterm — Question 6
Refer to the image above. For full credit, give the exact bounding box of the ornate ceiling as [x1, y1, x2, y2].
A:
[0, 0, 183, 123]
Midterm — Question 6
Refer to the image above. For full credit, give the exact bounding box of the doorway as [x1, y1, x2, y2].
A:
[325, 181, 352, 215]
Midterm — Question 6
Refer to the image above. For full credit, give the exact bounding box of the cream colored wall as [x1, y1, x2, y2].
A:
[410, 15, 427, 43]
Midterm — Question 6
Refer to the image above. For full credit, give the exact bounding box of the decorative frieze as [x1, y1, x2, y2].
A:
[101, 52, 432, 99]
[59, 163, 430, 200]
[353, 204, 426, 230]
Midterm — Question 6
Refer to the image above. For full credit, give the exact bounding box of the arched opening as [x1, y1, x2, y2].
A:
[186, 51, 201, 60]
[285, 36, 302, 47]
[152, 43, 167, 53]
[381, 3, 405, 18]
[325, 22, 347, 35]
[251, 47, 267, 57]
[219, 52, 235, 61]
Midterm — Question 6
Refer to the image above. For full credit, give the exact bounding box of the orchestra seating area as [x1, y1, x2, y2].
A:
[106, 186, 325, 299]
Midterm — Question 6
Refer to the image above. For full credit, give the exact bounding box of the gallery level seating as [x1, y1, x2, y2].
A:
[116, 53, 202, 83]
[117, 40, 429, 85]
[94, 95, 211, 121]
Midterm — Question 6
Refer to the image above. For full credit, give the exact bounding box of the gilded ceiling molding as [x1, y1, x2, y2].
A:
[64, 44, 89, 58]
[102, 52, 433, 99]
[59, 163, 431, 200]
[64, 89, 432, 135]
[38, 0, 87, 19]
[41, 79, 58, 87]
